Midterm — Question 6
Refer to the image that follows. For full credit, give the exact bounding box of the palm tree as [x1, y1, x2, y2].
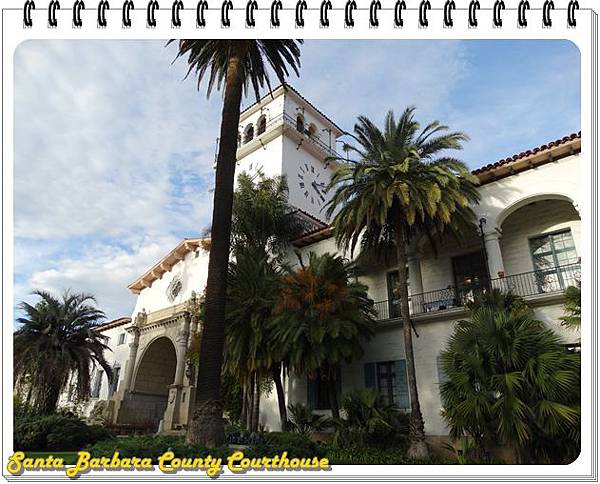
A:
[271, 252, 375, 419]
[560, 284, 581, 330]
[171, 40, 302, 446]
[325, 108, 480, 458]
[224, 249, 281, 432]
[228, 172, 307, 430]
[14, 290, 113, 415]
[440, 295, 580, 463]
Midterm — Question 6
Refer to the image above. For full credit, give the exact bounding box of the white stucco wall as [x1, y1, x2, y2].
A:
[131, 248, 210, 317]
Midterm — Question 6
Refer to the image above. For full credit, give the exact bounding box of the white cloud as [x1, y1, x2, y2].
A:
[12, 40, 580, 320]
[16, 233, 180, 319]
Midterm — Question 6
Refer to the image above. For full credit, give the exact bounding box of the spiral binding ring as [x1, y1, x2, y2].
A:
[320, 0, 332, 28]
[567, 0, 578, 27]
[246, 0, 257, 27]
[97, 0, 109, 26]
[197, 0, 207, 26]
[542, 0, 554, 27]
[493, 0, 504, 27]
[147, 0, 158, 26]
[23, 0, 583, 31]
[48, 0, 60, 27]
[270, 0, 281, 27]
[345, 0, 356, 27]
[369, 0, 380, 27]
[122, 0, 133, 26]
[23, 0, 35, 27]
[221, 0, 232, 27]
[172, 0, 183, 26]
[394, 0, 406, 27]
[444, 0, 455, 27]
[419, 0, 430, 27]
[517, 0, 529, 27]
[73, 0, 85, 26]
[295, 0, 306, 27]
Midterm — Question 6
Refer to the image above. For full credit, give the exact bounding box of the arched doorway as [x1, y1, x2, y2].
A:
[131, 337, 177, 429]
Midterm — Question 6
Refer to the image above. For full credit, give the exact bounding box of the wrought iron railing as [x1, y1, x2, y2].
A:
[490, 262, 580, 298]
[373, 262, 580, 322]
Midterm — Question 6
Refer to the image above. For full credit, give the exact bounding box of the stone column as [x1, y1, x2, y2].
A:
[120, 309, 145, 392]
[484, 231, 505, 279]
[173, 312, 191, 386]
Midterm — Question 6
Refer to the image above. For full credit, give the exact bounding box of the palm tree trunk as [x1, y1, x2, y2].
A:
[240, 381, 247, 428]
[272, 364, 288, 430]
[187, 43, 246, 447]
[247, 375, 255, 431]
[395, 223, 429, 459]
[327, 374, 340, 420]
[252, 371, 261, 433]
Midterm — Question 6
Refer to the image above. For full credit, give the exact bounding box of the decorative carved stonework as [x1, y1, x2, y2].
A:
[133, 308, 147, 328]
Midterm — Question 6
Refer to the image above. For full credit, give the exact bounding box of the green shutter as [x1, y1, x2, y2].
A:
[307, 377, 316, 409]
[364, 362, 376, 389]
[394, 360, 410, 409]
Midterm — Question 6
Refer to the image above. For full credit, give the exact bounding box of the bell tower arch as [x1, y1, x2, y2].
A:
[235, 85, 343, 221]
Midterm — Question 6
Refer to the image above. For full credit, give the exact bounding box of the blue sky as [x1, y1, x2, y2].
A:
[13, 40, 580, 320]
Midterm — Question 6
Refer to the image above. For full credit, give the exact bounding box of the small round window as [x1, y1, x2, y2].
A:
[167, 276, 183, 302]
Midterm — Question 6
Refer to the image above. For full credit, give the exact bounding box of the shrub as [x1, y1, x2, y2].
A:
[325, 445, 440, 465]
[14, 413, 113, 452]
[332, 389, 409, 449]
[248, 432, 324, 458]
[287, 403, 331, 437]
[440, 303, 581, 464]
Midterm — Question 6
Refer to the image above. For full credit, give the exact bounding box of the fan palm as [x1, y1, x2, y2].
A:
[271, 252, 375, 419]
[171, 40, 302, 446]
[325, 108, 480, 457]
[440, 304, 580, 463]
[14, 290, 112, 415]
[560, 284, 581, 330]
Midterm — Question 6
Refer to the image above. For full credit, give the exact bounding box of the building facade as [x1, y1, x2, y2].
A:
[76, 86, 582, 438]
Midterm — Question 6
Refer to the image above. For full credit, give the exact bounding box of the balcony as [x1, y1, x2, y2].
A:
[373, 262, 581, 322]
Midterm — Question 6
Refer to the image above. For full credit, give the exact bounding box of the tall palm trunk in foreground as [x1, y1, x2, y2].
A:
[172, 40, 302, 447]
[186, 45, 245, 446]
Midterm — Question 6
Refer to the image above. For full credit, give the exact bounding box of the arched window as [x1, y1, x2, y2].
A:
[243, 124, 254, 144]
[307, 123, 317, 138]
[296, 114, 304, 133]
[257, 115, 267, 135]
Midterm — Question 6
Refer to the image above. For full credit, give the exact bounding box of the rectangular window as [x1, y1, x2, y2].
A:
[529, 229, 578, 292]
[364, 360, 410, 410]
[451, 250, 488, 305]
[108, 367, 120, 397]
[91, 370, 103, 398]
[117, 333, 126, 345]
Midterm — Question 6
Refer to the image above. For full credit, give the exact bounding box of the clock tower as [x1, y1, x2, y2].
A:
[235, 85, 343, 222]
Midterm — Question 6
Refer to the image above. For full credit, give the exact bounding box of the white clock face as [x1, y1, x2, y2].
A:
[297, 161, 328, 208]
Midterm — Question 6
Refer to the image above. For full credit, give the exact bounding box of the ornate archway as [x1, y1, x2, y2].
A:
[126, 337, 177, 428]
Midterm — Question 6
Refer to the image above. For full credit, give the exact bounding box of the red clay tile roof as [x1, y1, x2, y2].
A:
[472, 132, 581, 175]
